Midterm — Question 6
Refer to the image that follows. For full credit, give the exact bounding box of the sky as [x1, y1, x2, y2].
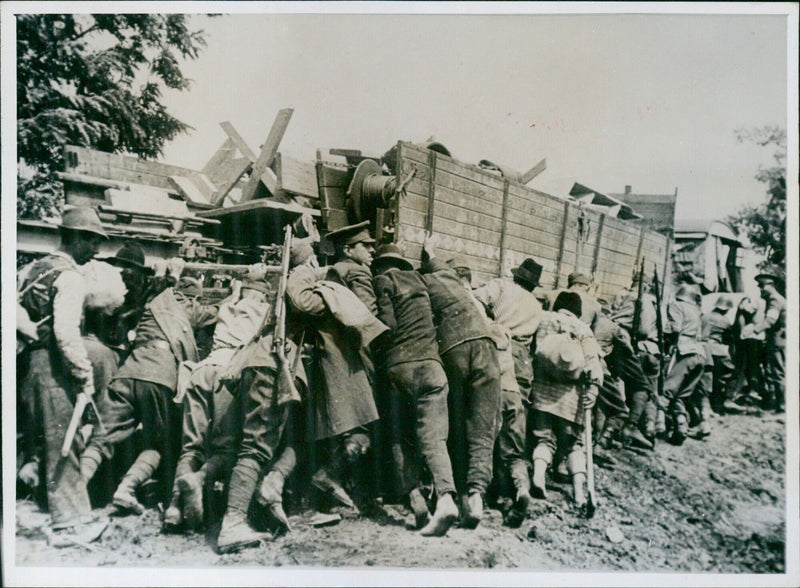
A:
[155, 10, 789, 225]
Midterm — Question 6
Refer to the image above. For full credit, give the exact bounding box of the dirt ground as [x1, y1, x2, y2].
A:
[14, 407, 787, 575]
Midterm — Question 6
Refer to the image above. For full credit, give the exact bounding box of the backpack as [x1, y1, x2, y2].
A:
[534, 323, 585, 383]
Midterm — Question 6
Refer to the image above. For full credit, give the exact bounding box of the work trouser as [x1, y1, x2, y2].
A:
[663, 352, 705, 423]
[441, 338, 502, 496]
[175, 363, 243, 482]
[709, 354, 735, 413]
[606, 343, 654, 433]
[734, 339, 764, 399]
[496, 340, 532, 490]
[763, 343, 785, 410]
[20, 338, 117, 528]
[90, 377, 181, 502]
[385, 359, 455, 498]
[530, 410, 586, 476]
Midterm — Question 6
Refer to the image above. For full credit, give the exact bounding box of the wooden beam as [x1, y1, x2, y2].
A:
[426, 150, 438, 233]
[591, 213, 605, 278]
[219, 121, 258, 161]
[553, 200, 571, 289]
[520, 157, 547, 184]
[239, 108, 294, 203]
[498, 180, 510, 277]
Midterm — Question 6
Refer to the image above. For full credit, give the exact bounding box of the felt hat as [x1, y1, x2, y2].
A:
[371, 243, 412, 272]
[512, 258, 543, 288]
[326, 220, 375, 247]
[100, 242, 150, 272]
[568, 271, 591, 287]
[59, 206, 108, 238]
[553, 290, 583, 318]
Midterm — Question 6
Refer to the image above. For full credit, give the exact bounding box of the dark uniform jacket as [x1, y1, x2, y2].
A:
[374, 268, 441, 368]
[419, 258, 490, 355]
[113, 288, 218, 389]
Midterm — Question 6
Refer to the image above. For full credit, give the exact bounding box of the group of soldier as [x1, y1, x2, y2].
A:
[16, 206, 787, 555]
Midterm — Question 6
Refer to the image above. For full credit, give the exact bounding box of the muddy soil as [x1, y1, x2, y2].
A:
[14, 409, 786, 575]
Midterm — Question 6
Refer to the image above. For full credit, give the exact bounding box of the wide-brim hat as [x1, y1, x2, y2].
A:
[512, 258, 543, 288]
[675, 284, 701, 304]
[99, 242, 150, 272]
[290, 238, 316, 268]
[755, 269, 785, 293]
[59, 206, 108, 239]
[371, 243, 412, 272]
[325, 220, 376, 246]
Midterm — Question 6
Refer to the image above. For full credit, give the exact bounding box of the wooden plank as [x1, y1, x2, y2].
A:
[239, 108, 294, 203]
[278, 154, 319, 199]
[399, 238, 499, 275]
[219, 121, 258, 161]
[201, 138, 251, 204]
[399, 206, 501, 247]
[520, 158, 547, 184]
[404, 190, 503, 233]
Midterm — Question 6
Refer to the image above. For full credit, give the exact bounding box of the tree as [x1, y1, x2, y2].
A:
[728, 126, 787, 270]
[17, 14, 211, 219]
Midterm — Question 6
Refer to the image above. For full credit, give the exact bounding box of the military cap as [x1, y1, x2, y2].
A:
[568, 271, 591, 287]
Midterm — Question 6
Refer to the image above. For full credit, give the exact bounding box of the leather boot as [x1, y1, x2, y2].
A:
[460, 491, 483, 529]
[177, 468, 206, 532]
[256, 471, 290, 533]
[217, 458, 271, 554]
[407, 487, 430, 530]
[420, 492, 458, 536]
[113, 449, 160, 514]
[671, 414, 688, 446]
[217, 510, 272, 554]
[506, 461, 531, 528]
[620, 425, 654, 450]
[531, 458, 548, 499]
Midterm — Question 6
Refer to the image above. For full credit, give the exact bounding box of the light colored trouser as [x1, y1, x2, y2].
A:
[530, 410, 586, 476]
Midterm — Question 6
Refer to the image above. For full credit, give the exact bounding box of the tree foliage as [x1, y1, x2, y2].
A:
[728, 126, 787, 270]
[17, 14, 210, 219]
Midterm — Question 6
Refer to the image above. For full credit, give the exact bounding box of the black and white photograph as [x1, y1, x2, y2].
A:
[2, 2, 798, 586]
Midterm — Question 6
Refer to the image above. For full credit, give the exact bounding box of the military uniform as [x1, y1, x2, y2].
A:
[86, 286, 219, 501]
[663, 288, 705, 443]
[756, 286, 786, 411]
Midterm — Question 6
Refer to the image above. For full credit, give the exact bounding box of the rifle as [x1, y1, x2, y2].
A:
[630, 258, 646, 348]
[274, 225, 301, 401]
[652, 265, 666, 399]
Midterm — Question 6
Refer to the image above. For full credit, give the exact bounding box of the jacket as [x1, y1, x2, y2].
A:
[472, 278, 543, 345]
[419, 258, 490, 355]
[374, 268, 441, 368]
[114, 288, 218, 389]
[286, 264, 379, 439]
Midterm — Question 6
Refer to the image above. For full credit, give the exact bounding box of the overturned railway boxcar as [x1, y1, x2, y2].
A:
[316, 141, 672, 300]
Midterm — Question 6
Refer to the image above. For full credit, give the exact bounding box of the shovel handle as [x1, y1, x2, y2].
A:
[61, 392, 89, 458]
